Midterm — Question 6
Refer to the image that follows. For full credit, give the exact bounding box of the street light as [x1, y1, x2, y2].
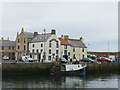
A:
[43, 29, 46, 62]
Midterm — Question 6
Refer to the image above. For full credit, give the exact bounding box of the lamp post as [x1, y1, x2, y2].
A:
[43, 29, 46, 62]
[108, 42, 109, 58]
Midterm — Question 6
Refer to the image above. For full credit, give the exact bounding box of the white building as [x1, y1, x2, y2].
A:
[29, 29, 61, 63]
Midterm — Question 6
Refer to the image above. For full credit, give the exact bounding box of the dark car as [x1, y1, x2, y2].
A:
[82, 58, 95, 63]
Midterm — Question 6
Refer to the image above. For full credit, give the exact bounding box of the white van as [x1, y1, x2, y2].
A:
[22, 55, 34, 62]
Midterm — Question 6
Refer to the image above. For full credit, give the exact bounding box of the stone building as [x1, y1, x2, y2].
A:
[15, 28, 37, 60]
[0, 37, 16, 60]
[29, 29, 61, 62]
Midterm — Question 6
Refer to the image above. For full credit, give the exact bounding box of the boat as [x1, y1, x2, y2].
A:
[50, 62, 87, 76]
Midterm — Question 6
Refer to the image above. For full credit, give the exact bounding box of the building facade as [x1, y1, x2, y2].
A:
[60, 35, 87, 61]
[29, 29, 61, 63]
[15, 28, 36, 60]
[0, 37, 16, 60]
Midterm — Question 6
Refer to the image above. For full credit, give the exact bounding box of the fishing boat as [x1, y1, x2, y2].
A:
[50, 62, 87, 76]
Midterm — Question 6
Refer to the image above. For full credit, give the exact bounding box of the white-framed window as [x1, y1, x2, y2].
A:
[82, 48, 84, 52]
[41, 44, 43, 47]
[48, 56, 51, 61]
[56, 50, 59, 54]
[49, 49, 51, 54]
[33, 44, 35, 48]
[64, 45, 67, 49]
[82, 55, 84, 59]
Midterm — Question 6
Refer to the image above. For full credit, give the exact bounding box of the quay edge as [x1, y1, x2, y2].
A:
[2, 63, 120, 75]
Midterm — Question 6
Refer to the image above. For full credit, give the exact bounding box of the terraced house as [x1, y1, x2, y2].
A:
[15, 28, 38, 60]
[0, 37, 16, 60]
[59, 35, 87, 61]
[29, 29, 61, 62]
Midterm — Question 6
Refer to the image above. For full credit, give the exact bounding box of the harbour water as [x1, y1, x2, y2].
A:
[2, 72, 119, 88]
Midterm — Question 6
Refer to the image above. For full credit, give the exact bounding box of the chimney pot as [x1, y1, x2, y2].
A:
[51, 29, 56, 35]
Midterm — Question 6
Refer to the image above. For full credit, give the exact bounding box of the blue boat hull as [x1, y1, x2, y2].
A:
[50, 67, 87, 76]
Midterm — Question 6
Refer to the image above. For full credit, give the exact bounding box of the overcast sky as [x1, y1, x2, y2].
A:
[1, 2, 118, 52]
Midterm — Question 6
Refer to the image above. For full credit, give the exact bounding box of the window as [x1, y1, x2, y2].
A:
[2, 46, 4, 50]
[82, 55, 84, 59]
[56, 55, 59, 60]
[64, 45, 67, 49]
[49, 42, 51, 47]
[32, 49, 34, 53]
[48, 56, 51, 61]
[68, 52, 70, 56]
[12, 47, 14, 50]
[73, 47, 75, 52]
[41, 49, 43, 53]
[24, 38, 26, 43]
[24, 45, 26, 50]
[49, 49, 51, 54]
[56, 50, 59, 54]
[56, 42, 59, 48]
[36, 49, 39, 53]
[41, 44, 43, 47]
[64, 50, 67, 55]
[18, 46, 20, 49]
[33, 44, 35, 48]
[82, 48, 84, 52]
[9, 53, 10, 55]
[9, 47, 11, 50]
[18, 39, 20, 43]
[73, 54, 76, 59]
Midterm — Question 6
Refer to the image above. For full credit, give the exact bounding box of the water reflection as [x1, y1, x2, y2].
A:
[2, 73, 119, 88]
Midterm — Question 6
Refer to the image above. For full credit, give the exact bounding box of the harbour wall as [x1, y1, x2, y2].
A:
[2, 63, 120, 75]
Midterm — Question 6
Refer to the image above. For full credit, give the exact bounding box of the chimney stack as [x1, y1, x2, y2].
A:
[34, 32, 38, 36]
[21, 27, 24, 33]
[7, 37, 9, 40]
[17, 32, 19, 37]
[51, 29, 56, 35]
[1, 37, 3, 41]
[64, 35, 69, 40]
[80, 37, 84, 42]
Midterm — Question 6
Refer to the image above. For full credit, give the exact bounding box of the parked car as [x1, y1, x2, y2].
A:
[97, 57, 111, 62]
[60, 58, 67, 63]
[22, 55, 34, 62]
[3, 56, 9, 60]
[82, 58, 95, 63]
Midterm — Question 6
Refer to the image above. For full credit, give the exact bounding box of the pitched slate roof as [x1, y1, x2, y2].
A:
[0, 41, 16, 47]
[30, 33, 52, 43]
[23, 32, 34, 39]
[59, 37, 71, 45]
[67, 39, 87, 48]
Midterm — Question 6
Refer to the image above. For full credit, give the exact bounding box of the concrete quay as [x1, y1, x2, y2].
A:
[2, 61, 120, 75]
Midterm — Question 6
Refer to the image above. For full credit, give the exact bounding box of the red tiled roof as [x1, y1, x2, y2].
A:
[59, 37, 71, 45]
